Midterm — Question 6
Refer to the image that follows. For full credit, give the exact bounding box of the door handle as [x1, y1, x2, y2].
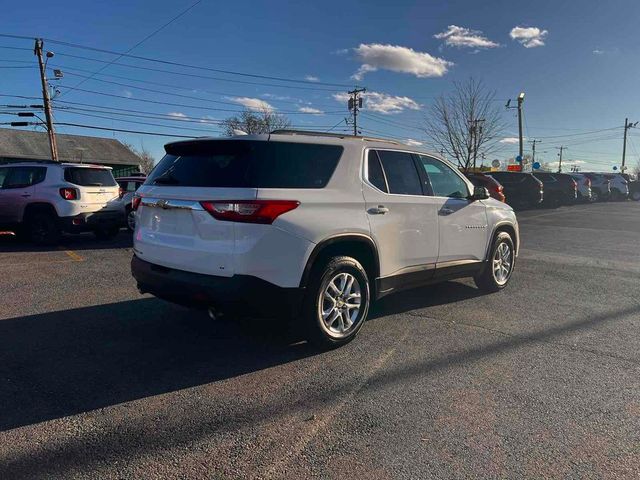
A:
[21, 194, 31, 198]
[368, 205, 389, 215]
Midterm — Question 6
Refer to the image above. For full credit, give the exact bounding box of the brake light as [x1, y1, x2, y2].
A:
[118, 187, 125, 199]
[585, 178, 591, 187]
[572, 180, 577, 191]
[59, 187, 78, 200]
[200, 200, 300, 224]
[132, 195, 141, 211]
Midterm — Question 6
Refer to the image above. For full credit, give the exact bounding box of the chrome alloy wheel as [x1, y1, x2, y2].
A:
[319, 272, 362, 337]
[493, 242, 513, 285]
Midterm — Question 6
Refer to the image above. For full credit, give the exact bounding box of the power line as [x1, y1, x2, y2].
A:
[50, 64, 339, 109]
[61, 0, 207, 97]
[50, 51, 341, 92]
[0, 33, 353, 88]
[55, 122, 197, 138]
[54, 107, 340, 130]
[55, 68, 338, 111]
[54, 85, 344, 115]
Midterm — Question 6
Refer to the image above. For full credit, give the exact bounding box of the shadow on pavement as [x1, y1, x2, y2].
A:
[0, 298, 313, 432]
[2, 299, 637, 479]
[0, 230, 132, 252]
[369, 280, 484, 320]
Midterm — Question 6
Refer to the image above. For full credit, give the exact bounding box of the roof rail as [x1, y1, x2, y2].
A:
[270, 129, 404, 146]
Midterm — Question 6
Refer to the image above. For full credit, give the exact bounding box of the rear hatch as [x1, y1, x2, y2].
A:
[134, 139, 341, 276]
[64, 167, 120, 210]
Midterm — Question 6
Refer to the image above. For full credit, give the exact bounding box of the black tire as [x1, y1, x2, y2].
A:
[591, 189, 600, 202]
[28, 212, 61, 245]
[474, 232, 515, 293]
[302, 256, 370, 349]
[125, 206, 135, 232]
[93, 226, 120, 240]
[631, 190, 640, 201]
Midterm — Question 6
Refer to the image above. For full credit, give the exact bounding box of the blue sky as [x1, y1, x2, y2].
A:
[2, 0, 640, 172]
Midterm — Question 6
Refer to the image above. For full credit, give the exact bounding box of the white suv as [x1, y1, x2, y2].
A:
[0, 161, 122, 244]
[131, 132, 519, 347]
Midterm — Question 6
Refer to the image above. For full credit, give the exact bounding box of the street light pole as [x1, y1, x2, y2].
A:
[34, 38, 58, 161]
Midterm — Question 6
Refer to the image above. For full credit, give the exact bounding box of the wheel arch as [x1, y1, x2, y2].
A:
[485, 222, 518, 261]
[300, 234, 380, 292]
[22, 202, 59, 222]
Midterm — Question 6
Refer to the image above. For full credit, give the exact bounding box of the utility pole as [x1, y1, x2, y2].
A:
[506, 92, 525, 167]
[529, 139, 541, 172]
[556, 146, 566, 173]
[622, 118, 638, 172]
[347, 87, 366, 136]
[517, 92, 525, 161]
[34, 38, 58, 161]
[470, 118, 485, 170]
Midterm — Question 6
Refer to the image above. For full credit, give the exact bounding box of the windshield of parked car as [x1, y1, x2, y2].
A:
[148, 140, 343, 188]
[64, 168, 117, 187]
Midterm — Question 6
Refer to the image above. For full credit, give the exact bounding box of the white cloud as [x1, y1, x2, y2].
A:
[350, 43, 453, 80]
[405, 139, 423, 146]
[167, 112, 186, 118]
[298, 106, 324, 114]
[229, 97, 274, 111]
[593, 49, 604, 55]
[123, 90, 133, 98]
[499, 137, 525, 144]
[304, 75, 319, 82]
[333, 91, 421, 114]
[510, 26, 548, 48]
[434, 25, 499, 49]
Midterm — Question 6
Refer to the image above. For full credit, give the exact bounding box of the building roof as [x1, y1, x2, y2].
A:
[0, 128, 142, 165]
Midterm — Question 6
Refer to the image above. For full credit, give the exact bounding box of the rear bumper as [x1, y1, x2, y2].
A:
[61, 210, 123, 233]
[131, 255, 304, 317]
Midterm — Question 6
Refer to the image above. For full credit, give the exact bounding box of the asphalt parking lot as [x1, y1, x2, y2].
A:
[1, 201, 639, 479]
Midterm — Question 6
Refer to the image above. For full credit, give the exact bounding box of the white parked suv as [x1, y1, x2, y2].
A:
[0, 161, 123, 244]
[131, 132, 519, 347]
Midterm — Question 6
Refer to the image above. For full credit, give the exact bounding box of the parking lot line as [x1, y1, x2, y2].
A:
[61, 249, 84, 262]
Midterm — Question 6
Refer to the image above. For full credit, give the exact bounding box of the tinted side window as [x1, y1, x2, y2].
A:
[375, 150, 422, 195]
[2, 167, 46, 189]
[418, 156, 469, 198]
[367, 151, 388, 192]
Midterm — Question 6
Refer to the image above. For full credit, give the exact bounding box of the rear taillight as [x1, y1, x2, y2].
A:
[200, 200, 300, 224]
[572, 180, 577, 191]
[59, 187, 78, 200]
[585, 178, 591, 187]
[118, 187, 125, 199]
[132, 195, 141, 211]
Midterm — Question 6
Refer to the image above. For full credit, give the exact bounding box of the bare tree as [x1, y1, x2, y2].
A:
[222, 108, 291, 136]
[424, 78, 504, 172]
[121, 142, 156, 174]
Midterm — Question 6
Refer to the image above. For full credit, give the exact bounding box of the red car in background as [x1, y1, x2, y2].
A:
[464, 172, 506, 202]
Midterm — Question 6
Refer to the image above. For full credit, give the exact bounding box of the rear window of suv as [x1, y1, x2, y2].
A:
[148, 140, 343, 188]
[64, 168, 117, 187]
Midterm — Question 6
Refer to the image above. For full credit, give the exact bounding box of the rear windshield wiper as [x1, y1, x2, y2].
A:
[87, 183, 103, 186]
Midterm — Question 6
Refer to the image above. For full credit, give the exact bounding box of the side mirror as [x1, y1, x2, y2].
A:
[470, 186, 490, 201]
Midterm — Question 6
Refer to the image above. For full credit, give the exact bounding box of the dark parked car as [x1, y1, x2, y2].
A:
[464, 172, 506, 202]
[533, 172, 577, 206]
[490, 172, 544, 209]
